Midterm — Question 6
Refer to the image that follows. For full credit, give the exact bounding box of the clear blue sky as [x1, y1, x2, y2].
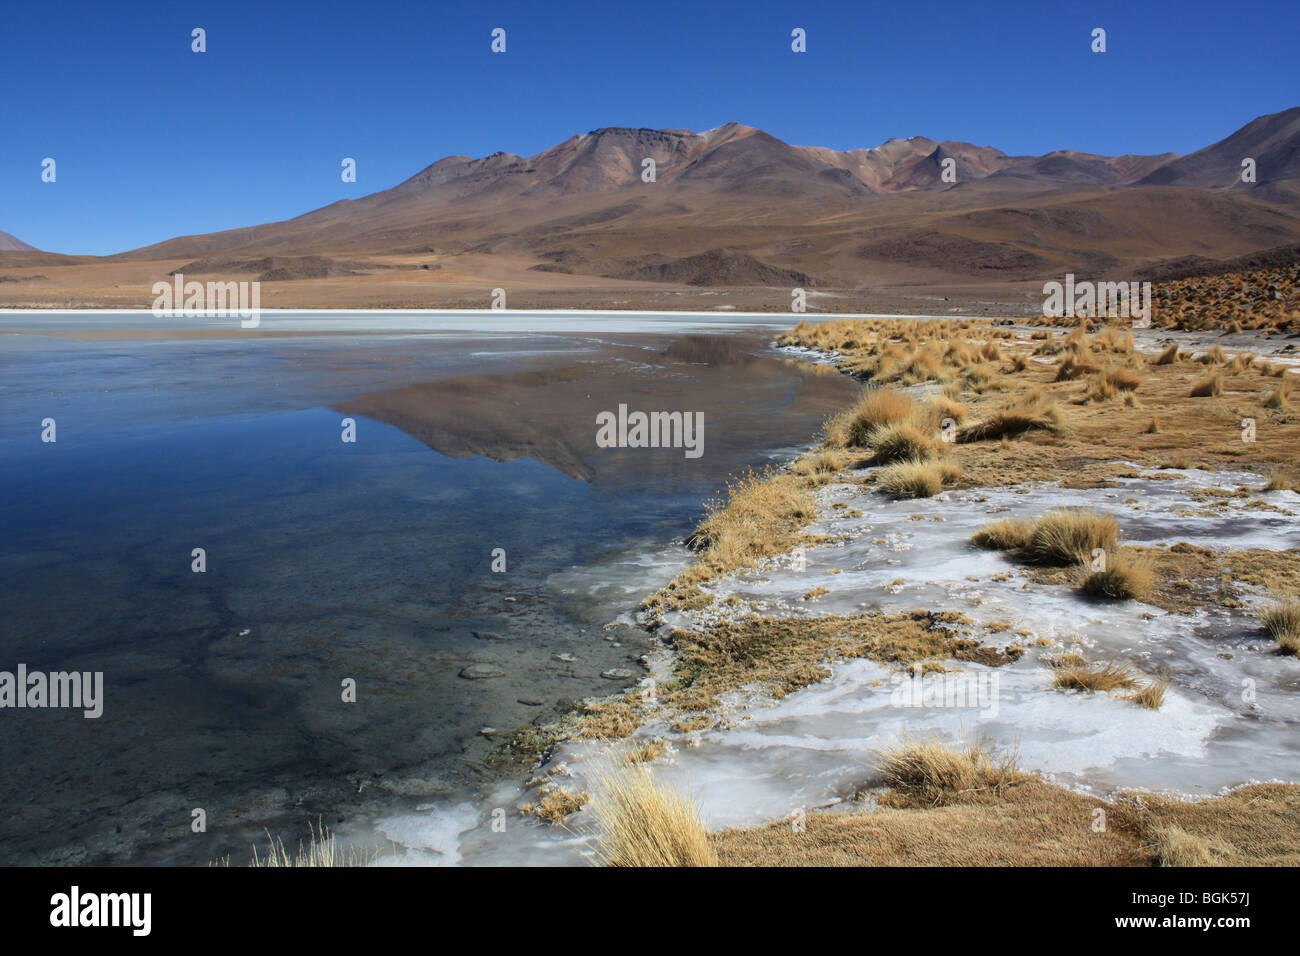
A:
[3, 0, 1296, 255]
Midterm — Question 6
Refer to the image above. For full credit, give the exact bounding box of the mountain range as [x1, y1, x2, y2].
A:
[4, 107, 1300, 306]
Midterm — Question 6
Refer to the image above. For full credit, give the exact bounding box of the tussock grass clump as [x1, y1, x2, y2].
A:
[591, 766, 718, 867]
[1265, 470, 1296, 492]
[1263, 380, 1293, 410]
[1080, 373, 1117, 404]
[1154, 343, 1181, 365]
[971, 509, 1118, 564]
[875, 736, 1030, 807]
[971, 518, 1036, 551]
[1197, 344, 1227, 366]
[624, 738, 669, 765]
[875, 458, 949, 499]
[792, 450, 856, 483]
[1028, 508, 1120, 565]
[870, 422, 938, 464]
[1080, 551, 1155, 602]
[920, 395, 968, 426]
[1127, 677, 1169, 710]
[1152, 824, 1226, 867]
[524, 784, 590, 823]
[1261, 597, 1300, 654]
[683, 467, 816, 580]
[960, 390, 1062, 442]
[1054, 354, 1100, 381]
[1105, 366, 1143, 391]
[1189, 372, 1223, 397]
[1050, 657, 1139, 693]
[843, 389, 916, 446]
[249, 822, 374, 868]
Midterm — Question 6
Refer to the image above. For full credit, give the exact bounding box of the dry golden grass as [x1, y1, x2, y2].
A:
[1050, 657, 1139, 693]
[1190, 371, 1223, 397]
[247, 821, 375, 867]
[661, 610, 1019, 716]
[523, 784, 590, 823]
[1127, 677, 1169, 711]
[1152, 825, 1223, 866]
[1080, 550, 1155, 601]
[712, 782, 1300, 867]
[843, 389, 916, 445]
[1197, 344, 1227, 366]
[874, 458, 950, 499]
[960, 390, 1062, 442]
[1265, 470, 1296, 492]
[1261, 596, 1300, 654]
[1264, 380, 1294, 410]
[869, 422, 938, 463]
[1028, 509, 1120, 565]
[590, 765, 718, 867]
[971, 517, 1036, 550]
[1105, 366, 1143, 391]
[624, 738, 669, 764]
[1154, 343, 1181, 365]
[874, 736, 1031, 808]
[665, 466, 818, 594]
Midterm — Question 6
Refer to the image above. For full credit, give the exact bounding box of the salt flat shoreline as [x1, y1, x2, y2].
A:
[416, 314, 1300, 866]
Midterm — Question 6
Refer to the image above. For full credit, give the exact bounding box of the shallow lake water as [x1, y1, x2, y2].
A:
[0, 314, 857, 864]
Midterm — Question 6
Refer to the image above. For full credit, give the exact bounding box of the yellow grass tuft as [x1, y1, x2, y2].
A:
[1154, 343, 1180, 365]
[971, 517, 1037, 551]
[843, 389, 916, 446]
[1126, 677, 1169, 710]
[1261, 597, 1300, 654]
[1152, 824, 1227, 867]
[874, 736, 1030, 807]
[960, 390, 1061, 442]
[1050, 657, 1139, 693]
[1080, 551, 1155, 602]
[1028, 508, 1120, 565]
[870, 422, 938, 463]
[590, 766, 718, 867]
[1189, 372, 1223, 397]
[1265, 470, 1296, 492]
[248, 821, 374, 867]
[1263, 380, 1293, 410]
[875, 458, 949, 499]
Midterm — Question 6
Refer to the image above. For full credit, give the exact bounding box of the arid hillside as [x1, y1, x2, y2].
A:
[4, 108, 1300, 311]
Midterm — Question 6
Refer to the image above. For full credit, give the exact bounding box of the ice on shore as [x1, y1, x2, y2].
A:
[376, 465, 1300, 865]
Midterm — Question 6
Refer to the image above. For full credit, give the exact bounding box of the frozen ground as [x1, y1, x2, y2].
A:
[367, 462, 1300, 866]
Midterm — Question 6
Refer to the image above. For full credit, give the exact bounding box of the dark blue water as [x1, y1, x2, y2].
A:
[0, 327, 855, 864]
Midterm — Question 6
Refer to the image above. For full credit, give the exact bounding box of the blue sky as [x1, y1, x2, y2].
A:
[3, 0, 1297, 255]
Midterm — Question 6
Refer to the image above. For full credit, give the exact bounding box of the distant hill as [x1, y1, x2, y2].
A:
[66, 106, 1300, 290]
[0, 230, 37, 252]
